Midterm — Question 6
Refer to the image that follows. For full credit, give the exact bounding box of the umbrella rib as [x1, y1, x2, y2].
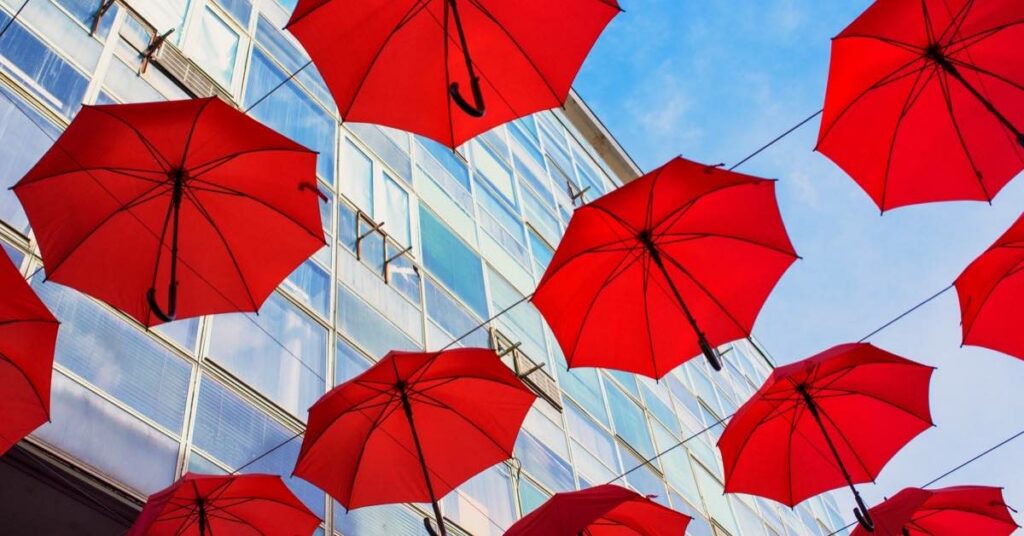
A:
[186, 147, 315, 180]
[338, 0, 434, 118]
[42, 181, 173, 281]
[657, 232, 798, 258]
[0, 350, 52, 421]
[178, 98, 214, 170]
[408, 388, 517, 457]
[935, 71, 991, 201]
[87, 106, 174, 172]
[814, 404, 876, 482]
[878, 64, 939, 211]
[564, 247, 644, 363]
[959, 258, 1024, 343]
[945, 57, 1024, 93]
[656, 251, 753, 338]
[813, 387, 933, 425]
[920, 0, 938, 45]
[649, 179, 777, 236]
[818, 58, 930, 144]
[720, 397, 793, 475]
[185, 176, 325, 243]
[16, 166, 170, 187]
[181, 188, 260, 312]
[640, 252, 662, 378]
[945, 19, 1024, 51]
[465, 0, 563, 106]
[836, 33, 922, 54]
[203, 510, 270, 536]
[784, 399, 804, 506]
[587, 203, 640, 235]
[935, 0, 976, 45]
[337, 395, 404, 506]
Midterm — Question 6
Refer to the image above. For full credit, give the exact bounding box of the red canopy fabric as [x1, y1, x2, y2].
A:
[127, 473, 320, 536]
[955, 213, 1024, 360]
[851, 486, 1019, 536]
[13, 98, 325, 327]
[504, 484, 691, 536]
[294, 348, 536, 533]
[718, 343, 934, 511]
[286, 0, 621, 148]
[0, 248, 58, 455]
[817, 0, 1024, 211]
[532, 156, 797, 378]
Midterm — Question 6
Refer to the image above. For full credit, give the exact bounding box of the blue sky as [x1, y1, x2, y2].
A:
[575, 0, 1024, 524]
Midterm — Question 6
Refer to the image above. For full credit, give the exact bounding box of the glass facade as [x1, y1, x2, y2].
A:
[0, 1, 845, 535]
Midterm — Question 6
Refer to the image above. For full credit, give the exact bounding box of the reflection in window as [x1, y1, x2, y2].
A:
[35, 372, 179, 494]
[517, 477, 549, 517]
[487, 268, 547, 367]
[187, 7, 240, 86]
[620, 448, 668, 506]
[0, 87, 58, 232]
[555, 353, 608, 427]
[336, 337, 371, 385]
[515, 409, 573, 493]
[694, 464, 738, 535]
[283, 258, 330, 318]
[208, 292, 327, 418]
[34, 280, 192, 432]
[341, 140, 373, 215]
[192, 376, 325, 516]
[419, 205, 486, 316]
[335, 501, 422, 536]
[383, 173, 410, 245]
[607, 384, 654, 458]
[424, 277, 488, 350]
[338, 284, 419, 359]
[442, 465, 516, 535]
[244, 48, 336, 183]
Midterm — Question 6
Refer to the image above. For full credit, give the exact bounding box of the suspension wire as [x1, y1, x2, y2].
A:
[858, 284, 955, 343]
[607, 412, 733, 485]
[0, 0, 31, 41]
[824, 425, 1024, 536]
[243, 60, 313, 114]
[727, 109, 823, 172]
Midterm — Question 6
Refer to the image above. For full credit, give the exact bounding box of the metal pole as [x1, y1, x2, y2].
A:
[929, 47, 1024, 148]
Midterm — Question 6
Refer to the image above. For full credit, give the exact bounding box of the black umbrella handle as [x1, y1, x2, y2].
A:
[423, 517, 440, 536]
[853, 491, 875, 532]
[147, 282, 178, 323]
[449, 77, 485, 117]
[698, 333, 723, 371]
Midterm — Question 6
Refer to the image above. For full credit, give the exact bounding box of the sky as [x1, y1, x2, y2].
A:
[573, 0, 1024, 527]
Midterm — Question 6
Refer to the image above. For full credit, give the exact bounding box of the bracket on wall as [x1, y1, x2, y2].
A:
[140, 28, 174, 74]
[90, 0, 116, 35]
[383, 245, 413, 283]
[568, 181, 591, 206]
[354, 214, 385, 262]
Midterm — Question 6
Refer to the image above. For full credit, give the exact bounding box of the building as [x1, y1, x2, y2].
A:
[0, 0, 848, 534]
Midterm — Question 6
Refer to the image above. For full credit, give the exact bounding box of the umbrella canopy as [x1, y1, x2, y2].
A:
[294, 348, 536, 536]
[955, 212, 1024, 360]
[718, 343, 934, 531]
[13, 98, 325, 327]
[286, 0, 621, 148]
[532, 156, 797, 378]
[0, 248, 58, 455]
[504, 484, 691, 536]
[851, 486, 1019, 536]
[127, 473, 320, 536]
[817, 0, 1024, 211]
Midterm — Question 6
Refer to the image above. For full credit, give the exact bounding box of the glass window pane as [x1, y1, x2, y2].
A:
[214, 0, 252, 26]
[208, 293, 327, 418]
[517, 478, 549, 516]
[473, 141, 516, 204]
[338, 284, 420, 359]
[383, 173, 410, 245]
[418, 205, 486, 316]
[192, 376, 325, 516]
[335, 502, 422, 536]
[34, 281, 191, 432]
[283, 259, 331, 318]
[341, 140, 373, 215]
[442, 465, 516, 535]
[187, 7, 239, 86]
[695, 465, 738, 535]
[620, 448, 668, 506]
[554, 354, 608, 427]
[0, 87, 60, 232]
[336, 337, 371, 385]
[606, 384, 654, 458]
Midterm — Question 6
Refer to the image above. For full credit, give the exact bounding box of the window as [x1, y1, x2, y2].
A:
[336, 338, 371, 385]
[418, 204, 486, 316]
[55, 0, 118, 37]
[515, 409, 573, 492]
[338, 284, 420, 359]
[417, 136, 470, 191]
[186, 6, 241, 87]
[283, 259, 330, 318]
[424, 277, 488, 349]
[34, 281, 192, 432]
[335, 502, 422, 536]
[0, 9, 88, 117]
[130, 0, 189, 36]
[652, 422, 700, 508]
[214, 0, 252, 26]
[253, 15, 332, 108]
[341, 140, 374, 214]
[383, 173, 410, 245]
[441, 465, 516, 535]
[244, 48, 336, 183]
[641, 380, 681, 435]
[554, 352, 608, 426]
[0, 87, 59, 232]
[207, 292, 328, 418]
[192, 376, 325, 516]
[695, 465, 738, 535]
[606, 383, 654, 458]
[517, 477, 549, 517]
[527, 230, 554, 280]
[36, 372, 179, 494]
[488, 268, 547, 367]
[620, 448, 668, 506]
[473, 141, 516, 204]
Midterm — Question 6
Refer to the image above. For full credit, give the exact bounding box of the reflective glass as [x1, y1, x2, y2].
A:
[418, 205, 486, 316]
[606, 384, 654, 458]
[341, 140, 373, 215]
[0, 87, 58, 232]
[187, 7, 239, 86]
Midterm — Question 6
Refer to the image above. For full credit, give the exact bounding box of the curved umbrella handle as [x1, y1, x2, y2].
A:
[698, 335, 723, 371]
[423, 516, 440, 536]
[902, 529, 910, 536]
[449, 77, 486, 118]
[147, 282, 178, 323]
[853, 493, 875, 533]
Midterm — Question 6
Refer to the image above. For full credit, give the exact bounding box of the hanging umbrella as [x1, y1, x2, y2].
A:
[852, 486, 1019, 536]
[0, 248, 58, 455]
[718, 343, 934, 531]
[504, 484, 691, 536]
[817, 0, 1024, 211]
[127, 473, 321, 536]
[285, 0, 621, 148]
[13, 98, 326, 327]
[955, 212, 1024, 360]
[293, 348, 536, 536]
[532, 156, 797, 377]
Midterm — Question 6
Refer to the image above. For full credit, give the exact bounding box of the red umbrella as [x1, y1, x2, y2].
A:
[13, 98, 325, 327]
[127, 473, 321, 536]
[851, 486, 1019, 536]
[286, 0, 621, 148]
[718, 343, 934, 531]
[293, 348, 536, 536]
[504, 484, 691, 536]
[532, 156, 797, 377]
[955, 212, 1024, 360]
[0, 248, 58, 455]
[817, 0, 1024, 211]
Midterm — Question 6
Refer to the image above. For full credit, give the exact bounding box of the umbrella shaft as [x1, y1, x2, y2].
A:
[198, 501, 207, 536]
[934, 56, 1024, 146]
[399, 388, 448, 536]
[446, 0, 476, 80]
[644, 242, 710, 345]
[798, 388, 858, 492]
